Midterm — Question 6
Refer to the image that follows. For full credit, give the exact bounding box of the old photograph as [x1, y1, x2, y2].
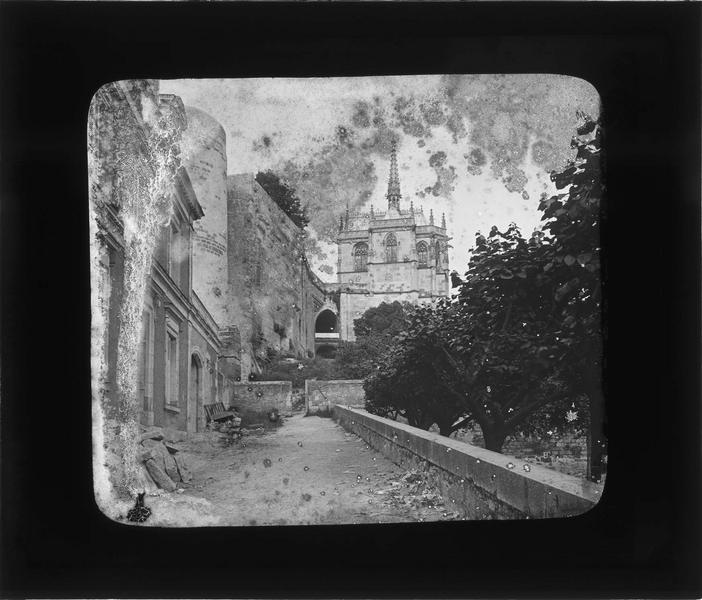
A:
[89, 75, 605, 526]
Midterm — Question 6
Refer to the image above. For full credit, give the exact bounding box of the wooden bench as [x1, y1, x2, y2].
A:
[203, 402, 237, 423]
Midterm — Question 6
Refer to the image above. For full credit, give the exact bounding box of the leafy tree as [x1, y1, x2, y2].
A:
[536, 114, 605, 478]
[361, 116, 604, 471]
[255, 170, 309, 229]
[437, 224, 582, 451]
[441, 115, 603, 455]
[365, 301, 472, 434]
[334, 337, 387, 379]
[353, 301, 409, 339]
[364, 340, 439, 429]
[332, 301, 411, 380]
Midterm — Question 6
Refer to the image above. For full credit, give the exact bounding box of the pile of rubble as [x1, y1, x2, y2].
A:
[376, 469, 462, 519]
[137, 429, 192, 493]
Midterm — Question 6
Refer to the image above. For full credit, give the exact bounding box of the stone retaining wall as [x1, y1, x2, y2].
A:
[305, 380, 365, 416]
[231, 381, 292, 424]
[453, 426, 589, 478]
[332, 406, 602, 520]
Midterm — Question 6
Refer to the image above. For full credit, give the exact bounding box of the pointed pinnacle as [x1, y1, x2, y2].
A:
[386, 140, 401, 210]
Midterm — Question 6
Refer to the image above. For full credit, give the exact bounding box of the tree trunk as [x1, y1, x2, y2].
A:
[438, 419, 454, 437]
[482, 427, 508, 453]
[419, 414, 434, 431]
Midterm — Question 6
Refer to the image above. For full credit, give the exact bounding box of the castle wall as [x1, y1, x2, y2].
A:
[227, 174, 326, 371]
[231, 381, 293, 424]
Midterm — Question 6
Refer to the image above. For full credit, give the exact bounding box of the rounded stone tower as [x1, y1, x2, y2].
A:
[182, 106, 229, 326]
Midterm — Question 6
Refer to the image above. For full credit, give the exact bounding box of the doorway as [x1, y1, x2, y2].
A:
[189, 353, 202, 433]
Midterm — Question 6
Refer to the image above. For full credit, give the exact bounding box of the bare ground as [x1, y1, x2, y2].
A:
[140, 414, 461, 527]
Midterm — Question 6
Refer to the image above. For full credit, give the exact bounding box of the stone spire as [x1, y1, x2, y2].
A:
[429, 208, 434, 225]
[339, 214, 344, 232]
[386, 140, 401, 211]
[345, 202, 350, 229]
[441, 212, 446, 229]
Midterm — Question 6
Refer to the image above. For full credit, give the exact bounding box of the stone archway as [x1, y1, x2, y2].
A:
[314, 309, 339, 358]
[315, 309, 338, 334]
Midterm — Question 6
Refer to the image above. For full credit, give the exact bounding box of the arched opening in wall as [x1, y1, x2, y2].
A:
[189, 353, 202, 433]
[315, 309, 338, 334]
[315, 309, 339, 359]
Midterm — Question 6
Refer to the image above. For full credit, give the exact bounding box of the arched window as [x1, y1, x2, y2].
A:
[436, 241, 444, 267]
[385, 233, 398, 263]
[416, 241, 428, 267]
[353, 242, 368, 272]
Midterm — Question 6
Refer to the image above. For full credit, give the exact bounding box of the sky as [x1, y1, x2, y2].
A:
[160, 75, 600, 281]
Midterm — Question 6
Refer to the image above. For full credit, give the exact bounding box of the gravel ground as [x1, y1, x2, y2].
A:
[142, 413, 461, 526]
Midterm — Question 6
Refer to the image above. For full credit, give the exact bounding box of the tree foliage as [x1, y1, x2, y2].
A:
[353, 301, 409, 339]
[255, 170, 309, 229]
[364, 301, 468, 433]
[328, 301, 412, 380]
[362, 116, 604, 475]
[259, 352, 343, 389]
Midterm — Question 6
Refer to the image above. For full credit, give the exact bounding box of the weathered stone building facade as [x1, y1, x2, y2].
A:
[335, 142, 451, 341]
[90, 81, 240, 442]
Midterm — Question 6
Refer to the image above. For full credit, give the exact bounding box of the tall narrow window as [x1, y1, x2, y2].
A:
[169, 223, 180, 288]
[166, 323, 179, 407]
[416, 241, 428, 267]
[385, 233, 398, 263]
[353, 242, 368, 272]
[139, 310, 154, 414]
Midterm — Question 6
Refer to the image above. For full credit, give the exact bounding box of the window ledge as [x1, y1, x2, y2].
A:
[164, 404, 181, 414]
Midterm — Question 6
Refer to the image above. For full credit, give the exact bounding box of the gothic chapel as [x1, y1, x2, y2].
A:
[335, 142, 451, 341]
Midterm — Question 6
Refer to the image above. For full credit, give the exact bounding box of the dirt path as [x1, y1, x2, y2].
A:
[145, 414, 460, 526]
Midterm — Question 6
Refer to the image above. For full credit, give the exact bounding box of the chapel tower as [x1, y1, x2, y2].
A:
[335, 141, 451, 341]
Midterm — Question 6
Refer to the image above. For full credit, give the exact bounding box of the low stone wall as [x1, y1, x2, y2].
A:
[231, 381, 292, 424]
[305, 379, 365, 416]
[332, 406, 602, 520]
[456, 426, 589, 478]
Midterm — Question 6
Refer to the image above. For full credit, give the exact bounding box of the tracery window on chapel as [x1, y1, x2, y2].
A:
[416, 241, 428, 267]
[384, 233, 397, 263]
[353, 242, 368, 272]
